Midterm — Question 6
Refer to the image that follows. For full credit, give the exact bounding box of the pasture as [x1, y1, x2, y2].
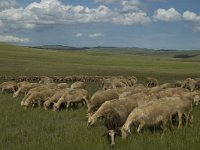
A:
[0, 43, 200, 150]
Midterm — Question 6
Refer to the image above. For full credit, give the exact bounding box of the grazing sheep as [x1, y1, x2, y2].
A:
[87, 93, 149, 127]
[87, 92, 152, 146]
[102, 77, 136, 90]
[160, 95, 194, 128]
[43, 88, 71, 110]
[39, 76, 54, 84]
[121, 100, 175, 139]
[53, 89, 89, 111]
[0, 81, 17, 93]
[20, 83, 57, 106]
[22, 88, 57, 108]
[70, 81, 86, 89]
[175, 81, 182, 87]
[57, 83, 69, 89]
[159, 83, 172, 89]
[146, 77, 159, 88]
[181, 78, 196, 92]
[121, 93, 195, 139]
[195, 79, 200, 90]
[87, 89, 119, 117]
[13, 82, 40, 98]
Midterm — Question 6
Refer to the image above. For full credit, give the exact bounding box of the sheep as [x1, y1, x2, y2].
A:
[146, 77, 159, 88]
[22, 88, 57, 108]
[160, 95, 194, 128]
[87, 91, 154, 146]
[121, 99, 175, 139]
[102, 77, 136, 90]
[87, 91, 155, 126]
[20, 83, 57, 106]
[39, 76, 54, 84]
[53, 89, 89, 111]
[43, 88, 71, 110]
[175, 81, 182, 87]
[87, 89, 119, 117]
[13, 82, 40, 98]
[195, 79, 200, 90]
[57, 83, 69, 89]
[0, 81, 17, 93]
[181, 78, 196, 92]
[121, 94, 194, 139]
[70, 81, 86, 89]
[159, 83, 172, 89]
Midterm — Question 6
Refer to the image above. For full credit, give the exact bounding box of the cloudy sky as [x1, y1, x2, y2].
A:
[0, 0, 200, 50]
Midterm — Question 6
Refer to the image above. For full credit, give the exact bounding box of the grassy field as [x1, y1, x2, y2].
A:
[0, 43, 200, 150]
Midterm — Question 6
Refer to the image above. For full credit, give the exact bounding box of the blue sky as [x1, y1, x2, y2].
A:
[0, 0, 200, 50]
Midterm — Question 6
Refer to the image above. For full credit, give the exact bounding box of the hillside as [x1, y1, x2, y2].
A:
[0, 42, 200, 82]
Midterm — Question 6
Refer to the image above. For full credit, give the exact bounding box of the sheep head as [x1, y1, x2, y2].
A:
[87, 116, 96, 127]
[53, 103, 59, 111]
[121, 125, 131, 139]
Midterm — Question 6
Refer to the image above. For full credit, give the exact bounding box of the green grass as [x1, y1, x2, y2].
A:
[0, 43, 200, 150]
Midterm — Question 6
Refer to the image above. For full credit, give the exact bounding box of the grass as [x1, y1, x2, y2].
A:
[0, 43, 200, 150]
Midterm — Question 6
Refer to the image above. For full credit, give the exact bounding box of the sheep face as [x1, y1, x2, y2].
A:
[121, 126, 130, 139]
[43, 100, 51, 110]
[23, 101, 30, 107]
[13, 92, 18, 98]
[87, 116, 95, 127]
[20, 101, 24, 106]
[53, 104, 59, 111]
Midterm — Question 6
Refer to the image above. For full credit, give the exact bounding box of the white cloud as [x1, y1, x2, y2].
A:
[0, 0, 18, 11]
[121, 0, 140, 12]
[183, 11, 200, 32]
[113, 12, 151, 25]
[0, 35, 30, 43]
[76, 33, 83, 37]
[183, 11, 200, 22]
[88, 33, 104, 38]
[153, 8, 181, 22]
[0, 0, 151, 32]
[94, 0, 120, 4]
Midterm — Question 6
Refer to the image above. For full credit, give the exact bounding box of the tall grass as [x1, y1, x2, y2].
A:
[0, 90, 200, 150]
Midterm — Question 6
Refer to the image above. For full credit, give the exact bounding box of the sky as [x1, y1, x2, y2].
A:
[0, 0, 200, 50]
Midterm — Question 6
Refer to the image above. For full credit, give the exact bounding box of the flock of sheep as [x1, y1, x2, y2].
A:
[0, 75, 200, 146]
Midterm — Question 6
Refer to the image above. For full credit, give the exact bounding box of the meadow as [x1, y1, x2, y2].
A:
[0, 43, 200, 150]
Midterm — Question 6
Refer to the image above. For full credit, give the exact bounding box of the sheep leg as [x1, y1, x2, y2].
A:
[66, 102, 71, 112]
[31, 103, 35, 110]
[178, 112, 183, 129]
[1, 88, 4, 93]
[161, 120, 168, 138]
[38, 100, 42, 107]
[185, 112, 193, 127]
[109, 130, 115, 147]
[169, 115, 174, 130]
[137, 123, 145, 133]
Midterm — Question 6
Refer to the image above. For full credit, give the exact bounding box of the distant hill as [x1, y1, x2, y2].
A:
[28, 44, 200, 59]
[31, 45, 118, 51]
